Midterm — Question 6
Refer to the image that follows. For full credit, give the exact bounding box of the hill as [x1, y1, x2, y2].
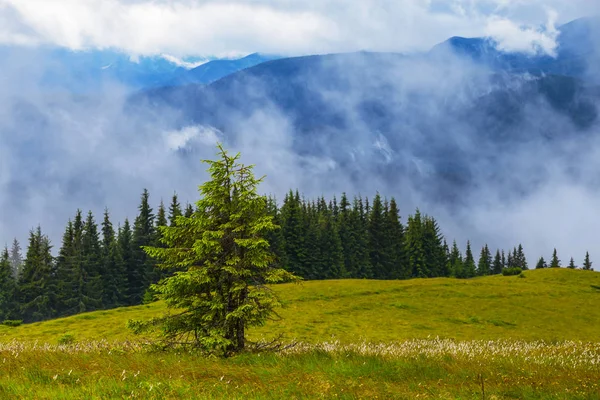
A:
[2, 268, 599, 344]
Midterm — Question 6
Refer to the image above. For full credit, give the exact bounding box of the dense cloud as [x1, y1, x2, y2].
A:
[1, 2, 600, 267]
[0, 0, 598, 56]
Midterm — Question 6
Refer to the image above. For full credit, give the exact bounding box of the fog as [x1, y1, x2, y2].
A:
[1, 15, 600, 267]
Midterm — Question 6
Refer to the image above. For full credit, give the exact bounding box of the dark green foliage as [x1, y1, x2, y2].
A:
[536, 257, 547, 269]
[129, 144, 298, 354]
[514, 244, 528, 270]
[119, 219, 137, 306]
[0, 247, 17, 321]
[477, 245, 492, 276]
[583, 252, 593, 271]
[463, 241, 476, 278]
[9, 239, 23, 279]
[568, 257, 577, 269]
[492, 250, 503, 275]
[368, 194, 389, 279]
[101, 209, 127, 308]
[18, 227, 55, 322]
[131, 189, 156, 303]
[168, 193, 182, 227]
[2, 319, 22, 327]
[405, 210, 427, 278]
[449, 241, 463, 278]
[550, 248, 561, 268]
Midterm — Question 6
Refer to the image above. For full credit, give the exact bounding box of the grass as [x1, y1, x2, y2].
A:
[2, 268, 600, 344]
[1, 268, 600, 398]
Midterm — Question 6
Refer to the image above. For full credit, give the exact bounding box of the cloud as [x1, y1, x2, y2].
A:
[0, 0, 595, 57]
[485, 10, 560, 56]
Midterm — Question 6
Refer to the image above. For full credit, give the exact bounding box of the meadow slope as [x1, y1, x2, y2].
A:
[1, 268, 599, 343]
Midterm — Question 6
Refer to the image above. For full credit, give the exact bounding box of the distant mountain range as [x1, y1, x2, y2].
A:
[131, 16, 600, 204]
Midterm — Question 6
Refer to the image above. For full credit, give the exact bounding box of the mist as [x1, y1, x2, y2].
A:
[1, 17, 600, 268]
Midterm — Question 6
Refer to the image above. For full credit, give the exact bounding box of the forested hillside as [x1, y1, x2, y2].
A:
[0, 188, 591, 324]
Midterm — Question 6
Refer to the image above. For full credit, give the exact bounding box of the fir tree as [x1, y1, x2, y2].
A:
[129, 145, 298, 354]
[0, 247, 17, 321]
[101, 209, 126, 308]
[81, 211, 103, 310]
[449, 240, 463, 278]
[568, 257, 576, 269]
[550, 248, 561, 268]
[368, 194, 388, 279]
[9, 239, 23, 280]
[477, 245, 492, 276]
[535, 256, 547, 269]
[422, 216, 445, 278]
[119, 219, 137, 306]
[131, 189, 156, 303]
[463, 241, 476, 278]
[19, 227, 55, 322]
[386, 198, 407, 279]
[515, 244, 528, 270]
[405, 210, 427, 278]
[168, 193, 182, 227]
[583, 252, 593, 271]
[492, 250, 503, 274]
[280, 191, 307, 277]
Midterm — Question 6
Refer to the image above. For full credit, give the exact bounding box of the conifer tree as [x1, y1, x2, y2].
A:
[9, 239, 23, 279]
[0, 247, 17, 321]
[536, 256, 547, 269]
[353, 196, 373, 279]
[405, 210, 427, 278]
[477, 245, 492, 276]
[492, 249, 503, 274]
[280, 191, 307, 277]
[515, 244, 528, 270]
[101, 209, 126, 308]
[129, 145, 298, 354]
[568, 257, 576, 269]
[583, 252, 593, 271]
[168, 193, 182, 227]
[463, 241, 476, 278]
[368, 194, 388, 279]
[385, 198, 407, 279]
[422, 216, 445, 277]
[132, 189, 156, 302]
[265, 196, 288, 270]
[81, 211, 103, 310]
[184, 203, 194, 218]
[318, 215, 345, 279]
[19, 227, 55, 322]
[119, 219, 137, 306]
[501, 250, 506, 269]
[550, 248, 561, 268]
[449, 240, 463, 278]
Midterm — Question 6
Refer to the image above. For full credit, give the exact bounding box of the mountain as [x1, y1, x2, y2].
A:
[431, 16, 600, 80]
[168, 53, 280, 86]
[134, 38, 600, 201]
[0, 47, 278, 92]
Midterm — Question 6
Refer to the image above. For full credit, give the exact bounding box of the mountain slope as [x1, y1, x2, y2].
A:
[1, 269, 599, 343]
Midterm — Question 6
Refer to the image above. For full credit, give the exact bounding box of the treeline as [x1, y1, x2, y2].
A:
[0, 190, 594, 324]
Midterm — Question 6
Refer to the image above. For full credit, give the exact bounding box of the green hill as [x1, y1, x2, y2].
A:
[3, 268, 599, 344]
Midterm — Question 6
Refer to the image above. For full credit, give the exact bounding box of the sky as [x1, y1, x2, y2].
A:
[0, 0, 597, 57]
[1, 0, 600, 266]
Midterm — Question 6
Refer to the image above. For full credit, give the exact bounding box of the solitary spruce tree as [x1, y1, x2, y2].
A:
[550, 248, 561, 268]
[583, 252, 593, 271]
[129, 144, 298, 354]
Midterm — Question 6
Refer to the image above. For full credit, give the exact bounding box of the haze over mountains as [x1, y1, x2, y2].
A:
[1, 15, 600, 263]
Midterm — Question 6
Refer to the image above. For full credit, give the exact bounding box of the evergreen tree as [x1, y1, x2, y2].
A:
[404, 210, 428, 278]
[515, 244, 528, 270]
[81, 211, 103, 310]
[501, 250, 506, 268]
[101, 209, 126, 308]
[368, 194, 388, 279]
[129, 145, 298, 354]
[19, 227, 55, 322]
[131, 189, 156, 303]
[550, 248, 561, 268]
[535, 256, 547, 269]
[119, 219, 137, 306]
[583, 252, 593, 271]
[318, 215, 345, 279]
[9, 239, 23, 279]
[54, 219, 77, 316]
[184, 203, 194, 218]
[280, 191, 307, 277]
[463, 241, 476, 278]
[477, 245, 492, 276]
[492, 249, 503, 274]
[0, 247, 17, 321]
[168, 193, 183, 227]
[422, 216, 445, 278]
[568, 257, 576, 269]
[449, 240, 463, 278]
[353, 196, 373, 279]
[265, 196, 288, 271]
[385, 198, 407, 279]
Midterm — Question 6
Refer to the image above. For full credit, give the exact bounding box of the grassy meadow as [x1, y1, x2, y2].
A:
[1, 268, 600, 398]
